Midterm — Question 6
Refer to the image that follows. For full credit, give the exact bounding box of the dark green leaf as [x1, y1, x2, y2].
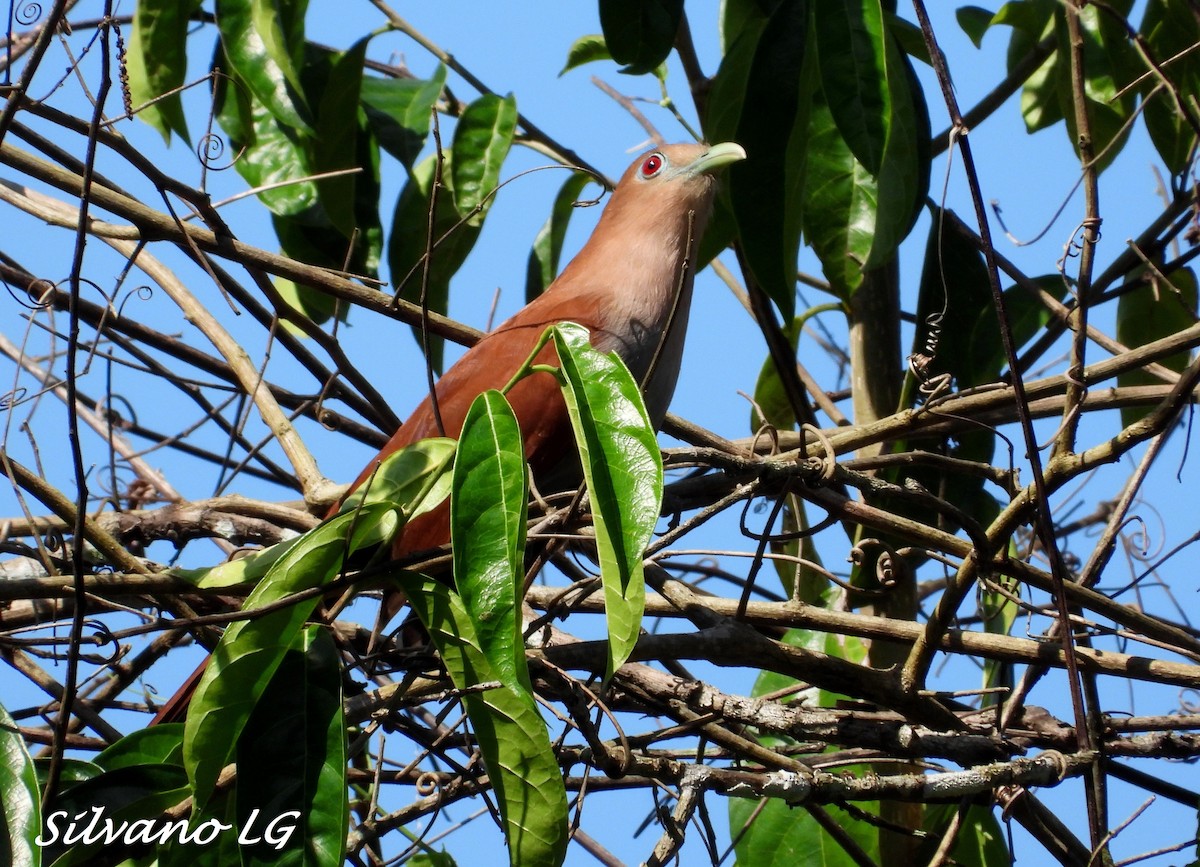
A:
[452, 391, 529, 692]
[956, 5, 996, 48]
[361, 65, 447, 168]
[184, 507, 384, 807]
[0, 700, 40, 867]
[727, 0, 811, 318]
[1139, 0, 1200, 175]
[38, 765, 189, 866]
[389, 94, 517, 371]
[126, 0, 201, 142]
[560, 34, 612, 75]
[216, 0, 312, 132]
[551, 323, 661, 678]
[96, 726, 184, 770]
[451, 94, 518, 227]
[525, 171, 594, 301]
[815, 0, 890, 174]
[1117, 266, 1198, 426]
[213, 52, 319, 217]
[598, 0, 683, 75]
[314, 37, 369, 236]
[399, 574, 569, 867]
[236, 626, 346, 867]
[918, 804, 1009, 866]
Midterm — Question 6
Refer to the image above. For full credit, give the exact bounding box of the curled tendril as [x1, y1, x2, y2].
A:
[85, 619, 123, 665]
[196, 131, 232, 170]
[41, 528, 64, 552]
[16, 1, 43, 26]
[4, 276, 55, 310]
[115, 284, 154, 318]
[1, 387, 27, 411]
[415, 772, 441, 797]
[96, 392, 137, 430]
[848, 538, 909, 591]
[1178, 688, 1200, 714]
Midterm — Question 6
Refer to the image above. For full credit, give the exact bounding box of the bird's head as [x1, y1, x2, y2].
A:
[585, 141, 746, 269]
[610, 140, 746, 218]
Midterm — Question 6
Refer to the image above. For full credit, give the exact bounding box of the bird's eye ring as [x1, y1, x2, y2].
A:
[640, 153, 665, 178]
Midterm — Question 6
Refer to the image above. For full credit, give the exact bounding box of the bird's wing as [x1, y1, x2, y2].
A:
[344, 290, 616, 554]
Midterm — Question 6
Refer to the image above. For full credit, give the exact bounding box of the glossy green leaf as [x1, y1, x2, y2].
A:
[560, 34, 613, 75]
[803, 27, 926, 298]
[451, 94, 518, 229]
[551, 323, 660, 679]
[126, 0, 200, 142]
[361, 65, 447, 168]
[96, 725, 185, 770]
[314, 37, 369, 236]
[337, 436, 457, 520]
[525, 171, 594, 301]
[213, 53, 319, 217]
[452, 391, 529, 692]
[815, 0, 890, 175]
[0, 701, 39, 867]
[186, 436, 454, 805]
[729, 796, 880, 867]
[398, 573, 569, 867]
[917, 804, 1009, 866]
[1117, 266, 1198, 426]
[185, 507, 382, 807]
[956, 5, 996, 48]
[388, 94, 517, 371]
[598, 0, 683, 75]
[215, 0, 312, 132]
[802, 95, 870, 297]
[727, 0, 810, 318]
[236, 626, 346, 867]
[37, 765, 190, 866]
[1139, 0, 1200, 175]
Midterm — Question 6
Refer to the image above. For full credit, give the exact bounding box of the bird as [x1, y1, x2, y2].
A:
[149, 141, 746, 725]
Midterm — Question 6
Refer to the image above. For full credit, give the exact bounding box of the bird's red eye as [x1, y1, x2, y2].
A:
[640, 153, 665, 178]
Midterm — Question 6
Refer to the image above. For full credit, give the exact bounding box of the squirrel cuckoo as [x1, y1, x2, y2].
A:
[150, 141, 746, 725]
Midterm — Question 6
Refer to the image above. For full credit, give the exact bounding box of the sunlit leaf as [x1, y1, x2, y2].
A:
[551, 323, 660, 679]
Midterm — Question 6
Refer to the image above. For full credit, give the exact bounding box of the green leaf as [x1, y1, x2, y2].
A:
[398, 574, 568, 867]
[215, 0, 312, 132]
[314, 37, 369, 236]
[126, 0, 200, 142]
[1117, 266, 1198, 426]
[524, 171, 594, 301]
[726, 0, 811, 319]
[451, 94, 519, 228]
[551, 323, 660, 679]
[96, 726, 185, 770]
[815, 0, 890, 175]
[918, 804, 1009, 866]
[452, 391, 529, 692]
[1139, 0, 1200, 175]
[598, 0, 683, 75]
[560, 34, 613, 75]
[236, 626, 346, 866]
[0, 700, 40, 867]
[361, 65, 447, 168]
[213, 54, 319, 217]
[38, 765, 190, 866]
[185, 436, 454, 805]
[184, 507, 382, 807]
[956, 5, 997, 48]
[388, 94, 517, 371]
[337, 436, 457, 520]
